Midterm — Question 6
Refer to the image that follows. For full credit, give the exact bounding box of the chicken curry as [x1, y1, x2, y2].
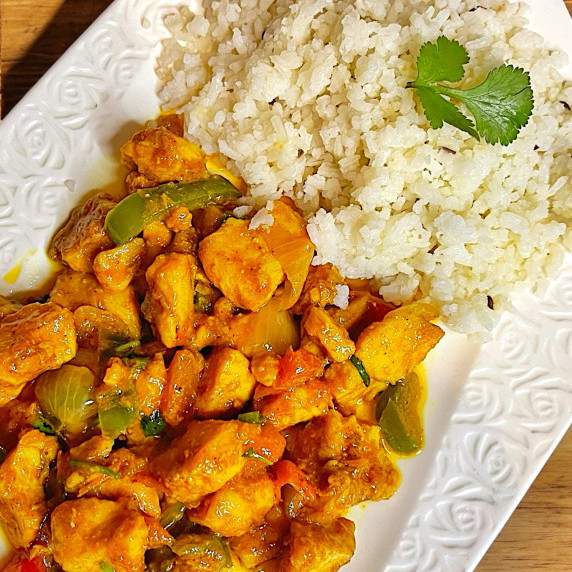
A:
[0, 115, 444, 572]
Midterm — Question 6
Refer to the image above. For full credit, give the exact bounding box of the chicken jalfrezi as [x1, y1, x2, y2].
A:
[0, 115, 444, 572]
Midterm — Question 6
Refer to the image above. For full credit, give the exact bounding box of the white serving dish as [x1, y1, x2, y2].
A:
[0, 1, 570, 570]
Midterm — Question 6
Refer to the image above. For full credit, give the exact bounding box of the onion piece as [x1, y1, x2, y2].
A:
[230, 298, 300, 358]
[257, 199, 314, 310]
[34, 365, 97, 436]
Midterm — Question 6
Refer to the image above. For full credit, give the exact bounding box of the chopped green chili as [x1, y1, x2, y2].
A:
[70, 460, 120, 479]
[122, 356, 150, 370]
[237, 411, 266, 424]
[242, 447, 272, 465]
[114, 340, 140, 357]
[350, 354, 371, 387]
[104, 177, 242, 245]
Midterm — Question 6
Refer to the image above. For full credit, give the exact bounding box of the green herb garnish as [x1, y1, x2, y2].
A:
[407, 36, 533, 145]
[141, 409, 167, 437]
[349, 354, 371, 387]
[32, 413, 59, 437]
[242, 447, 272, 465]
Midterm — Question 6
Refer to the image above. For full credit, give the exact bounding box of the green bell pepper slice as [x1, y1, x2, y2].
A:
[376, 371, 425, 456]
[104, 177, 242, 245]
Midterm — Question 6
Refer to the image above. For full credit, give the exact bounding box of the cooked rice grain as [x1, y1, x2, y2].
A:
[157, 0, 572, 336]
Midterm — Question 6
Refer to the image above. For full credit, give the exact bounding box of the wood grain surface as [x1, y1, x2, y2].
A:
[0, 1, 571, 570]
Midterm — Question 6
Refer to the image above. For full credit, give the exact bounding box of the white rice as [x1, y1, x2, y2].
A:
[157, 0, 572, 336]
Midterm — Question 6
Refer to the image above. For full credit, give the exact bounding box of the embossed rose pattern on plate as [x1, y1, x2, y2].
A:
[0, 0, 570, 571]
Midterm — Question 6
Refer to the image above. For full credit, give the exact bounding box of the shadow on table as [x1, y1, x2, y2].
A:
[1, 0, 114, 117]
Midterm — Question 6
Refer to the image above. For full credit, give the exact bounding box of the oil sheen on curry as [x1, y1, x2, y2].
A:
[0, 115, 444, 572]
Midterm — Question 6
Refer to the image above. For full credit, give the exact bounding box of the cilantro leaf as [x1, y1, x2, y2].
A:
[415, 85, 479, 139]
[438, 65, 534, 145]
[415, 36, 469, 84]
[407, 36, 533, 145]
[32, 413, 59, 437]
[141, 409, 167, 437]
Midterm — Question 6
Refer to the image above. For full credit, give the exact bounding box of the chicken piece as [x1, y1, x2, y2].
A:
[64, 447, 161, 518]
[251, 352, 281, 386]
[93, 238, 145, 291]
[67, 435, 115, 463]
[302, 306, 355, 363]
[327, 290, 393, 340]
[190, 466, 278, 536]
[164, 205, 193, 232]
[50, 271, 140, 340]
[0, 302, 77, 406]
[0, 429, 59, 548]
[51, 498, 169, 572]
[49, 194, 117, 272]
[0, 383, 30, 408]
[291, 264, 345, 315]
[355, 303, 444, 383]
[285, 411, 400, 521]
[279, 519, 355, 572]
[198, 218, 284, 312]
[0, 400, 40, 451]
[156, 113, 185, 136]
[255, 379, 332, 431]
[136, 353, 168, 417]
[196, 347, 256, 419]
[153, 419, 285, 507]
[0, 295, 20, 319]
[169, 227, 200, 256]
[229, 508, 290, 568]
[161, 349, 203, 427]
[143, 220, 173, 260]
[192, 300, 234, 350]
[170, 532, 231, 572]
[121, 127, 207, 186]
[324, 360, 387, 416]
[73, 305, 130, 352]
[286, 410, 378, 470]
[143, 253, 197, 348]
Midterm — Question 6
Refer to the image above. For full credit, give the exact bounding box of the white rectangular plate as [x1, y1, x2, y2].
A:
[0, 1, 571, 570]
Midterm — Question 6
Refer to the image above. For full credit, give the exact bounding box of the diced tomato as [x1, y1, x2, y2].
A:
[254, 347, 326, 401]
[348, 296, 394, 339]
[271, 460, 316, 501]
[247, 424, 286, 465]
[276, 347, 326, 388]
[2, 556, 45, 572]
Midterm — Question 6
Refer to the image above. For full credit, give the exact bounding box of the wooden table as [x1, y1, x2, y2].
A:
[1, 0, 571, 570]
